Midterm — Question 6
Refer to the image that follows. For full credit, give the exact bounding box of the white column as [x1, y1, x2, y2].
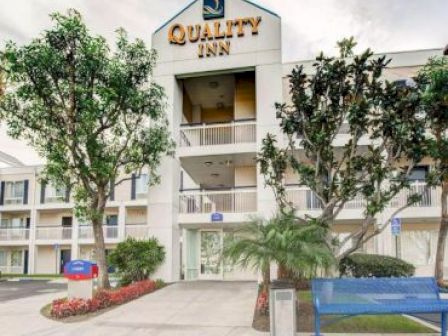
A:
[118, 204, 126, 240]
[375, 211, 394, 257]
[71, 215, 79, 260]
[148, 74, 182, 282]
[256, 64, 283, 219]
[28, 208, 37, 274]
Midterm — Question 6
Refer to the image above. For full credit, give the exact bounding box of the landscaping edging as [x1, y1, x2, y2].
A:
[42, 279, 165, 322]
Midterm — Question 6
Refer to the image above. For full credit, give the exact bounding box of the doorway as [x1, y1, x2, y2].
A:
[60, 249, 71, 274]
[199, 230, 223, 280]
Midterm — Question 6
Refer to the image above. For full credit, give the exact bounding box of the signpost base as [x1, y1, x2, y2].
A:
[68, 279, 94, 300]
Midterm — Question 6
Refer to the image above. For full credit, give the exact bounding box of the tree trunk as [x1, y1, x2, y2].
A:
[92, 215, 110, 289]
[277, 263, 293, 280]
[435, 182, 448, 285]
[91, 188, 110, 289]
[261, 263, 271, 294]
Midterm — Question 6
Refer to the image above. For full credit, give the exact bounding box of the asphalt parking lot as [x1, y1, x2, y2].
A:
[0, 280, 65, 302]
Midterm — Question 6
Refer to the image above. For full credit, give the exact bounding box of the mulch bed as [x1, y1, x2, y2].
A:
[253, 300, 314, 332]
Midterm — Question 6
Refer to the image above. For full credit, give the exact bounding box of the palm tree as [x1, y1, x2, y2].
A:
[223, 212, 334, 295]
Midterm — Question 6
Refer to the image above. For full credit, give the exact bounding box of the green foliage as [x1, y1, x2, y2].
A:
[108, 238, 165, 286]
[223, 212, 334, 280]
[0, 10, 174, 288]
[154, 279, 167, 289]
[0, 10, 174, 222]
[339, 253, 415, 278]
[259, 38, 425, 258]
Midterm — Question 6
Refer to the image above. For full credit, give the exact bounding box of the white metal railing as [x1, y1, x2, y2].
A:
[44, 196, 66, 204]
[125, 224, 150, 239]
[0, 228, 29, 241]
[179, 121, 256, 147]
[286, 182, 438, 211]
[0, 266, 24, 274]
[390, 181, 439, 208]
[78, 225, 119, 239]
[179, 188, 257, 214]
[3, 197, 24, 205]
[36, 227, 72, 240]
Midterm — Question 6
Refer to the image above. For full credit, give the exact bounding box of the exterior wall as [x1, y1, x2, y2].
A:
[234, 166, 256, 187]
[126, 208, 147, 225]
[35, 246, 57, 274]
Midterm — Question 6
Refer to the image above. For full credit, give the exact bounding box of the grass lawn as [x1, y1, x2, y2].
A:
[298, 290, 435, 333]
[254, 290, 435, 333]
[1, 274, 64, 279]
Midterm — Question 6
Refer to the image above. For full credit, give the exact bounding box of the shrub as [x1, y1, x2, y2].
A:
[339, 253, 415, 278]
[108, 237, 165, 286]
[50, 280, 157, 319]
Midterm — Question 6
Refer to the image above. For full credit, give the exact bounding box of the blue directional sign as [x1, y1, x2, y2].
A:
[211, 212, 223, 222]
[391, 217, 401, 236]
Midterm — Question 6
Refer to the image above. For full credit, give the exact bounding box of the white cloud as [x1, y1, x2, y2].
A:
[0, 0, 447, 165]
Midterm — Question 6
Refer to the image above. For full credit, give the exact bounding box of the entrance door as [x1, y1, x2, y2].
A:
[23, 250, 29, 274]
[60, 250, 71, 274]
[199, 230, 222, 280]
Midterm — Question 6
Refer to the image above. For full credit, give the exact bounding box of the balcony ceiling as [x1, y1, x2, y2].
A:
[183, 74, 235, 109]
[181, 153, 256, 189]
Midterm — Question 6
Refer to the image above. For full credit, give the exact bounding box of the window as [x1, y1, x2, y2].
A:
[0, 218, 25, 228]
[408, 166, 428, 181]
[105, 215, 118, 226]
[10, 250, 23, 267]
[46, 184, 66, 203]
[4, 181, 24, 204]
[136, 174, 149, 197]
[0, 251, 6, 267]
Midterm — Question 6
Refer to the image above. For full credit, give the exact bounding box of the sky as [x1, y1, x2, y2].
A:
[0, 0, 447, 166]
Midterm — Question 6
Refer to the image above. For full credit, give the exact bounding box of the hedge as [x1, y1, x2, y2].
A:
[339, 253, 415, 278]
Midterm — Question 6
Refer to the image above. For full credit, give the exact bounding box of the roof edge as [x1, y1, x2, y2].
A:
[153, 0, 280, 36]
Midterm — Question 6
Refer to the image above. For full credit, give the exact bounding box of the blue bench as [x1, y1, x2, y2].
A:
[312, 277, 448, 336]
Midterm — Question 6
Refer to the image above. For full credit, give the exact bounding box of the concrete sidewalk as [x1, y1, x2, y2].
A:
[0, 280, 440, 336]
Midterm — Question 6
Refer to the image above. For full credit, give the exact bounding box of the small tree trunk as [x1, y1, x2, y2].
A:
[435, 182, 448, 285]
[261, 263, 271, 293]
[277, 263, 293, 280]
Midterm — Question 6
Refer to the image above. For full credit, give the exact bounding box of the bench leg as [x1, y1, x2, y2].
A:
[442, 312, 447, 336]
[315, 311, 321, 336]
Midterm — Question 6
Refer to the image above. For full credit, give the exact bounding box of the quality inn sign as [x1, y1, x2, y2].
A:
[168, 0, 262, 58]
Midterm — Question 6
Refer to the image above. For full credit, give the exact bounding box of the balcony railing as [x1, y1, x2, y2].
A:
[0, 266, 24, 274]
[179, 120, 256, 147]
[179, 188, 257, 214]
[0, 228, 29, 241]
[36, 226, 72, 240]
[125, 224, 149, 239]
[3, 197, 24, 205]
[391, 181, 439, 208]
[78, 225, 119, 240]
[286, 182, 438, 211]
[44, 196, 66, 204]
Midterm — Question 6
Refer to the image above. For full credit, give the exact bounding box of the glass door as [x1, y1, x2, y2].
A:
[199, 230, 222, 280]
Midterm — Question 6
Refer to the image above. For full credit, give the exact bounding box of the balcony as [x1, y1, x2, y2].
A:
[0, 228, 29, 242]
[178, 120, 257, 156]
[36, 226, 72, 241]
[125, 224, 150, 240]
[78, 225, 119, 240]
[286, 181, 440, 220]
[178, 188, 257, 224]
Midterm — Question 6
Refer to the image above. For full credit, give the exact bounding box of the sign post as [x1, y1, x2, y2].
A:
[391, 217, 402, 258]
[64, 260, 98, 299]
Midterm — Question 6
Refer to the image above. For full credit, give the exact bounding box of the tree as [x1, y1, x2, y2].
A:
[223, 212, 333, 296]
[0, 10, 174, 288]
[418, 56, 448, 285]
[108, 237, 165, 286]
[259, 38, 425, 260]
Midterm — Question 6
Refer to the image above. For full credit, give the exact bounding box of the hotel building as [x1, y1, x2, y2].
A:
[0, 0, 446, 281]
